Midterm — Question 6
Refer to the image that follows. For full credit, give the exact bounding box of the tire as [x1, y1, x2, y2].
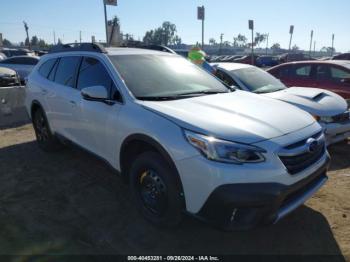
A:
[32, 107, 62, 152]
[129, 151, 184, 227]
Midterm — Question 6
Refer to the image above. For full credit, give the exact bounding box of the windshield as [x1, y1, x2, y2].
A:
[233, 67, 286, 93]
[109, 54, 229, 99]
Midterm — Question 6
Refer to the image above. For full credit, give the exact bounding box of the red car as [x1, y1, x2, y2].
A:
[268, 61, 350, 100]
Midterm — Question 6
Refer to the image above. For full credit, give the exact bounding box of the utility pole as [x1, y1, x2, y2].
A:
[197, 6, 205, 48]
[288, 25, 294, 52]
[249, 20, 254, 65]
[23, 21, 31, 50]
[103, 0, 118, 46]
[219, 33, 224, 55]
[79, 30, 82, 44]
[314, 41, 316, 56]
[309, 30, 314, 59]
[331, 34, 335, 57]
[53, 30, 56, 45]
[265, 33, 269, 55]
[104, 2, 108, 46]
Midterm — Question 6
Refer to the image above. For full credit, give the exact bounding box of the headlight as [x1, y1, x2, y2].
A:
[319, 116, 334, 123]
[312, 115, 321, 121]
[184, 130, 266, 164]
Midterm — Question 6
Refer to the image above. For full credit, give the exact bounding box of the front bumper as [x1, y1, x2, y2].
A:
[195, 156, 330, 230]
[322, 120, 350, 145]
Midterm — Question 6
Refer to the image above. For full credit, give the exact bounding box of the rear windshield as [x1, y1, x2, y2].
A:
[109, 54, 228, 98]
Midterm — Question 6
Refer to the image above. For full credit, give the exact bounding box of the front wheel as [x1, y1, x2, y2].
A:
[129, 151, 184, 227]
[32, 108, 62, 152]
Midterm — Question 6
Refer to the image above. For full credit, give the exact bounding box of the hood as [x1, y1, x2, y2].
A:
[263, 87, 347, 117]
[140, 90, 316, 144]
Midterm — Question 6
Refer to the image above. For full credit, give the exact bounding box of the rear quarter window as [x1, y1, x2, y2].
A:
[38, 59, 57, 78]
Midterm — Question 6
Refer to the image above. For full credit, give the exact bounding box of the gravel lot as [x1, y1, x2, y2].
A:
[0, 124, 349, 260]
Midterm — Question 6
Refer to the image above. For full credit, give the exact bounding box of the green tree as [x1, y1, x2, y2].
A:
[223, 41, 231, 47]
[143, 30, 155, 45]
[233, 34, 247, 47]
[38, 39, 47, 48]
[209, 38, 217, 46]
[321, 46, 336, 54]
[292, 44, 300, 51]
[143, 21, 181, 46]
[271, 43, 281, 51]
[254, 33, 266, 48]
[2, 38, 12, 47]
[173, 35, 182, 45]
[31, 35, 39, 46]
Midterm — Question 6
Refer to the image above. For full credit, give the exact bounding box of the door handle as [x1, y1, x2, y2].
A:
[69, 100, 77, 106]
[40, 88, 48, 95]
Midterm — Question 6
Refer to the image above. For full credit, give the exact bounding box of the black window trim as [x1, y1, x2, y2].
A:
[76, 55, 123, 104]
[48, 57, 60, 82]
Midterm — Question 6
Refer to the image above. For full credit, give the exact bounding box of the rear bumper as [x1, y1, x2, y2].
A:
[196, 156, 330, 230]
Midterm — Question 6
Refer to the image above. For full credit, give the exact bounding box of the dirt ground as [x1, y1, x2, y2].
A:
[0, 124, 349, 259]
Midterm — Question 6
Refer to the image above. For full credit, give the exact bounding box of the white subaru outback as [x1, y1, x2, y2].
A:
[25, 43, 330, 230]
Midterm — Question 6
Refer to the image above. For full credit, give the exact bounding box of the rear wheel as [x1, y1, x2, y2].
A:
[32, 107, 62, 152]
[129, 151, 184, 227]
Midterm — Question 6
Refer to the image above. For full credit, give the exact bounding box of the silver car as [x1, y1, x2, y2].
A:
[0, 56, 39, 83]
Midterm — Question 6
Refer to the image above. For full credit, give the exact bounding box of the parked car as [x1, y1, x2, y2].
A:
[233, 54, 259, 65]
[278, 53, 309, 63]
[213, 63, 350, 145]
[26, 43, 329, 230]
[332, 53, 350, 60]
[268, 60, 350, 101]
[255, 55, 279, 67]
[1, 48, 36, 57]
[0, 52, 7, 61]
[222, 55, 244, 63]
[0, 55, 40, 83]
[0, 67, 21, 87]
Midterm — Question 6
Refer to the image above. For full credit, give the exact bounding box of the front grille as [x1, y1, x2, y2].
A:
[332, 112, 350, 123]
[279, 141, 325, 175]
[284, 131, 322, 150]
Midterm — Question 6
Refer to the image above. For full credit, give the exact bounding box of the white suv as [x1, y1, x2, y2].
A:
[25, 43, 330, 230]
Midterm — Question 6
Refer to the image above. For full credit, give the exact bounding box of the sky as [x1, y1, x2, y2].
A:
[0, 0, 349, 52]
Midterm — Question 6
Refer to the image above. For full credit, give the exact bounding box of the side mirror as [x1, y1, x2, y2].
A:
[81, 85, 108, 101]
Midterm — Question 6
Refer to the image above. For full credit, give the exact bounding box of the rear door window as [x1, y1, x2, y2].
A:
[53, 56, 81, 87]
[315, 65, 331, 81]
[295, 65, 312, 77]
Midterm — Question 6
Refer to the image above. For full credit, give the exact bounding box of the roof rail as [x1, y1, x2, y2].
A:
[49, 43, 107, 54]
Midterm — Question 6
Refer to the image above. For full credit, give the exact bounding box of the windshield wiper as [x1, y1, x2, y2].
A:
[137, 91, 229, 101]
[176, 90, 229, 96]
[253, 87, 285, 94]
[136, 96, 184, 101]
